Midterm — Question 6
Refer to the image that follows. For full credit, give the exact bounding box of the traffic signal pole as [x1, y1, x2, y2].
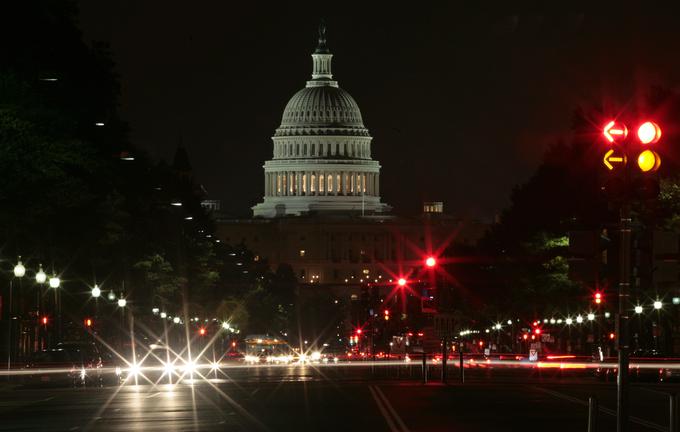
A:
[617, 201, 631, 432]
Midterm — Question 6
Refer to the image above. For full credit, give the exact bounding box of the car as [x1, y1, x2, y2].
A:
[22, 342, 105, 388]
[594, 350, 666, 382]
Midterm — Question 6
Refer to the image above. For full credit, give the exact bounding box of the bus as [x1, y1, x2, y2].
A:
[244, 335, 290, 363]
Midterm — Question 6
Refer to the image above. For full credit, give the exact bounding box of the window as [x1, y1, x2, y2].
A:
[319, 174, 325, 192]
[276, 174, 281, 194]
[302, 174, 307, 193]
[327, 174, 333, 192]
[299, 250, 306, 257]
[311, 174, 316, 192]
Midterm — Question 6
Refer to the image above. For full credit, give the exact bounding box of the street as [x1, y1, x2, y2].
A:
[0, 364, 675, 431]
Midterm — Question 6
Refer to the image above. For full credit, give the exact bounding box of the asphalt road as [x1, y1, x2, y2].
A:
[0, 364, 676, 431]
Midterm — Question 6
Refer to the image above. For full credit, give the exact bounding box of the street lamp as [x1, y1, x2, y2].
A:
[49, 276, 60, 289]
[634, 305, 643, 314]
[576, 315, 584, 324]
[152, 307, 160, 315]
[35, 265, 46, 284]
[117, 298, 126, 308]
[173, 317, 180, 324]
[160, 312, 167, 319]
[91, 285, 101, 298]
[13, 258, 25, 278]
[565, 318, 573, 325]
[653, 300, 662, 310]
[587, 313, 595, 321]
[7, 257, 25, 375]
[107, 290, 116, 301]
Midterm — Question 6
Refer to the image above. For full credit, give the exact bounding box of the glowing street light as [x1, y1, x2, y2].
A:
[173, 316, 180, 324]
[425, 256, 436, 268]
[397, 278, 407, 287]
[634, 305, 643, 314]
[49, 275, 60, 289]
[587, 313, 595, 321]
[653, 300, 662, 310]
[117, 298, 126, 308]
[565, 318, 573, 325]
[35, 264, 47, 284]
[13, 258, 25, 278]
[91, 285, 101, 298]
[576, 315, 584, 324]
[160, 312, 167, 319]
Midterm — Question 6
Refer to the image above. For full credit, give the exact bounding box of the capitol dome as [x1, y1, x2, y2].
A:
[252, 24, 391, 218]
[277, 86, 368, 136]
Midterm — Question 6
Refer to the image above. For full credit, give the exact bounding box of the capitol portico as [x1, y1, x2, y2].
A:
[252, 24, 390, 218]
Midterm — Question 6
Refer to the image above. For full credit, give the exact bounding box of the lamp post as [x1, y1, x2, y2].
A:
[49, 275, 61, 345]
[7, 257, 26, 375]
[35, 264, 46, 352]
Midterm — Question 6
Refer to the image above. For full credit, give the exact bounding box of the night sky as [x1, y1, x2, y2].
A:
[77, 5, 680, 219]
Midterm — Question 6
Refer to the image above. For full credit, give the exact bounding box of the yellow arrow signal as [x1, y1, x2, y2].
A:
[603, 149, 626, 170]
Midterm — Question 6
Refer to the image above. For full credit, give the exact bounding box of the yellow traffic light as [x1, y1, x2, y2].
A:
[637, 149, 661, 172]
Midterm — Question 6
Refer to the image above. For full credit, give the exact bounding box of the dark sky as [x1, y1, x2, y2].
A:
[76, 5, 680, 219]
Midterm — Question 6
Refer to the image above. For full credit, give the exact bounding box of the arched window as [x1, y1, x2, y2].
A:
[319, 174, 325, 192]
[302, 174, 307, 193]
[327, 174, 333, 192]
[276, 174, 281, 194]
[311, 174, 316, 192]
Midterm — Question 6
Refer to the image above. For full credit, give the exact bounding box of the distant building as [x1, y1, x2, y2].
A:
[216, 24, 488, 290]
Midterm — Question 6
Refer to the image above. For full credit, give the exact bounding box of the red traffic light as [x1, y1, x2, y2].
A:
[637, 121, 661, 144]
[41, 316, 48, 325]
[397, 278, 407, 287]
[425, 256, 436, 268]
[522, 334, 529, 340]
[356, 329, 363, 335]
[199, 327, 206, 336]
[84, 318, 93, 327]
[534, 328, 541, 335]
[609, 332, 616, 340]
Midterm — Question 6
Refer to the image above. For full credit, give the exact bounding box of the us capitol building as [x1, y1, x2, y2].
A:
[216, 25, 487, 288]
[251, 24, 390, 218]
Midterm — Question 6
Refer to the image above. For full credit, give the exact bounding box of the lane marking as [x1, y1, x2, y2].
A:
[374, 385, 410, 432]
[145, 392, 162, 399]
[369, 385, 409, 432]
[368, 385, 399, 432]
[534, 386, 665, 432]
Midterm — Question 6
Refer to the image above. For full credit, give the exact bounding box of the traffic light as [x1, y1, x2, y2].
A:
[199, 327, 206, 336]
[594, 292, 603, 305]
[397, 277, 407, 287]
[41, 316, 48, 325]
[383, 309, 390, 321]
[425, 256, 436, 268]
[84, 318, 93, 328]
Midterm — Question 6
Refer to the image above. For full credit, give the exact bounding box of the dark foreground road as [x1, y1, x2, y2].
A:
[0, 365, 676, 431]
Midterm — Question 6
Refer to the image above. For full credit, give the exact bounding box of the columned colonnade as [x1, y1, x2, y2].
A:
[264, 171, 379, 197]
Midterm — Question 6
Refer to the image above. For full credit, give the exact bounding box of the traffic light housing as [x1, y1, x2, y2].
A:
[383, 309, 390, 321]
[594, 292, 603, 305]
